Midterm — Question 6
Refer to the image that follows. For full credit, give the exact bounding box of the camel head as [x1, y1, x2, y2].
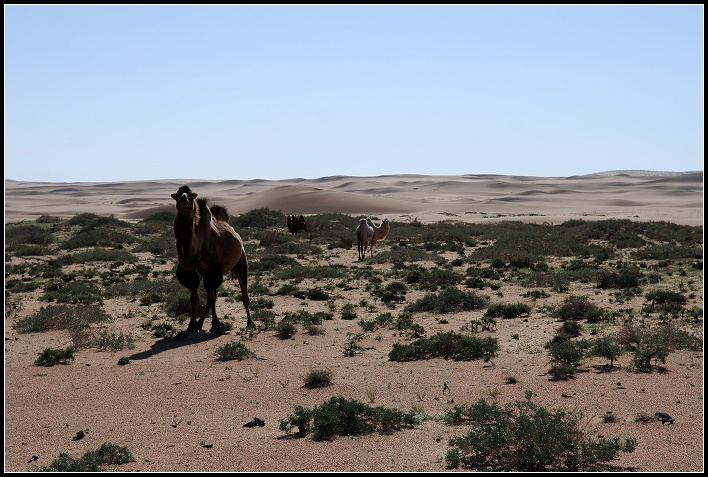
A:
[171, 185, 198, 211]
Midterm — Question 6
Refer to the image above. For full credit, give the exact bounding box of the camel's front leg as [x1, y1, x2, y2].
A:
[203, 263, 225, 333]
[187, 288, 205, 332]
[177, 266, 203, 333]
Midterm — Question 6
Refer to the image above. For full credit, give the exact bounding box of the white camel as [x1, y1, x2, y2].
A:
[355, 218, 374, 261]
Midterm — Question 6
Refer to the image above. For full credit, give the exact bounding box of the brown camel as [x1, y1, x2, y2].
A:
[366, 218, 390, 256]
[171, 185, 252, 332]
[355, 218, 374, 261]
[287, 214, 308, 235]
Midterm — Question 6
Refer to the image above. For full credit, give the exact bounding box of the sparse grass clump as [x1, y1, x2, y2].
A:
[279, 396, 417, 441]
[444, 397, 637, 471]
[303, 368, 333, 388]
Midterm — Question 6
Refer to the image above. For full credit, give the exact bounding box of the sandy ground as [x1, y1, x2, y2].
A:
[3, 171, 704, 472]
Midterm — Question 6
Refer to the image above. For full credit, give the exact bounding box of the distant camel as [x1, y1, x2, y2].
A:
[355, 218, 374, 261]
[287, 214, 308, 235]
[367, 218, 390, 255]
[171, 185, 252, 332]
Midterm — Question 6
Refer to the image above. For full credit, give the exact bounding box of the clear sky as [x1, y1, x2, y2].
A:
[5, 5, 704, 183]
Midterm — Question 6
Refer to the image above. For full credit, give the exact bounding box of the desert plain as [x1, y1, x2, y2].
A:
[4, 171, 704, 472]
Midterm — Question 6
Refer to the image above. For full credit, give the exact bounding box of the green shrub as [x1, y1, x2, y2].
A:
[141, 211, 176, 223]
[552, 296, 601, 321]
[150, 322, 179, 338]
[5, 222, 54, 246]
[214, 341, 255, 361]
[589, 336, 624, 367]
[279, 396, 417, 441]
[13, 304, 111, 334]
[545, 338, 589, 368]
[406, 287, 488, 314]
[60, 229, 137, 250]
[547, 362, 577, 380]
[558, 321, 583, 337]
[231, 207, 286, 229]
[42, 280, 104, 305]
[34, 347, 76, 366]
[388, 331, 498, 362]
[40, 443, 134, 471]
[306, 288, 330, 301]
[484, 303, 531, 319]
[275, 320, 297, 339]
[83, 328, 136, 351]
[343, 333, 365, 357]
[627, 323, 702, 372]
[341, 303, 357, 320]
[444, 397, 637, 470]
[250, 254, 300, 273]
[275, 265, 349, 281]
[443, 398, 509, 425]
[597, 271, 640, 289]
[644, 289, 688, 306]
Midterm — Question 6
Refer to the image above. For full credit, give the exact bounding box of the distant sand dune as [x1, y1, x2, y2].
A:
[4, 172, 703, 225]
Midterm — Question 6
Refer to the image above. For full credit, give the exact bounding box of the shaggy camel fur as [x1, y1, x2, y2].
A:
[355, 218, 374, 261]
[366, 218, 390, 256]
[171, 185, 252, 331]
[287, 214, 308, 235]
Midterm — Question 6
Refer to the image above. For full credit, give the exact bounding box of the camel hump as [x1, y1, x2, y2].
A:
[210, 204, 230, 222]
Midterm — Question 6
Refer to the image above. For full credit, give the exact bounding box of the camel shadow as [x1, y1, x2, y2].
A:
[127, 331, 222, 361]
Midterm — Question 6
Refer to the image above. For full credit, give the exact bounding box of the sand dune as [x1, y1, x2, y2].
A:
[4, 171, 703, 225]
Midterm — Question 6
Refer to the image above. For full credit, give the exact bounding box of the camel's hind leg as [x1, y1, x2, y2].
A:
[233, 253, 253, 328]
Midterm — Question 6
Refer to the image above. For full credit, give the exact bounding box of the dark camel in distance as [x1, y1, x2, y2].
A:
[171, 185, 252, 332]
[287, 214, 308, 235]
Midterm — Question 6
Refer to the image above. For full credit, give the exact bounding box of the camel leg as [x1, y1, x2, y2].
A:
[203, 263, 225, 333]
[177, 266, 203, 333]
[233, 254, 253, 328]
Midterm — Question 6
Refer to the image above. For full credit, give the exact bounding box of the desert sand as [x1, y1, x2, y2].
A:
[3, 171, 704, 472]
[4, 170, 704, 226]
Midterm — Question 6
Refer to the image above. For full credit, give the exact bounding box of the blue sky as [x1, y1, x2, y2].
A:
[5, 5, 704, 182]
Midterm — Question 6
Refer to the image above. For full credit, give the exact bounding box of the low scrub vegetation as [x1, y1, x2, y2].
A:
[34, 346, 76, 366]
[389, 331, 499, 362]
[279, 396, 418, 440]
[4, 210, 703, 471]
[214, 341, 256, 361]
[37, 443, 134, 472]
[444, 395, 637, 471]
